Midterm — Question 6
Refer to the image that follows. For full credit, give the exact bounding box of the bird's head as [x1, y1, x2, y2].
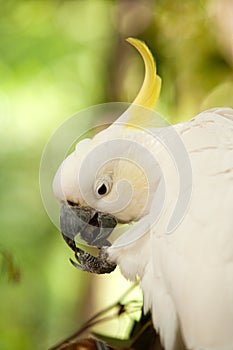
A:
[53, 38, 162, 261]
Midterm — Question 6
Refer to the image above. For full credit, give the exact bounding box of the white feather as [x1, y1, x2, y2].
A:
[109, 108, 233, 350]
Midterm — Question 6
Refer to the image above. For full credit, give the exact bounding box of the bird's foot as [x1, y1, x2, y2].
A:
[70, 247, 116, 274]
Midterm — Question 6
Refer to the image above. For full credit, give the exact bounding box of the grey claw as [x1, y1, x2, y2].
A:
[61, 233, 77, 253]
[69, 258, 86, 271]
[70, 247, 116, 274]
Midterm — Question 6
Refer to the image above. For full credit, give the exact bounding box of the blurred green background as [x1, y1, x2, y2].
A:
[0, 0, 232, 349]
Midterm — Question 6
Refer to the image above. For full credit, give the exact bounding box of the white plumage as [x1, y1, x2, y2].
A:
[53, 38, 233, 350]
[108, 107, 233, 350]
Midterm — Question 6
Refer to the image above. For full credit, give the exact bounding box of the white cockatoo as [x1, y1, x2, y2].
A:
[53, 38, 233, 350]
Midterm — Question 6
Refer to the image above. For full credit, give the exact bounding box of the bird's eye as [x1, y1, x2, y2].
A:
[97, 183, 107, 195]
[95, 176, 112, 198]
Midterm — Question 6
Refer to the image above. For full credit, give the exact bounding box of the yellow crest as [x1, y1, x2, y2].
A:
[123, 38, 161, 128]
[127, 38, 161, 109]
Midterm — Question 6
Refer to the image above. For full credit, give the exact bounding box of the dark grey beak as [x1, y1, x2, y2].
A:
[60, 203, 118, 252]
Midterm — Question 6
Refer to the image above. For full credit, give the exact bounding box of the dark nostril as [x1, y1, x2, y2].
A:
[67, 200, 76, 207]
